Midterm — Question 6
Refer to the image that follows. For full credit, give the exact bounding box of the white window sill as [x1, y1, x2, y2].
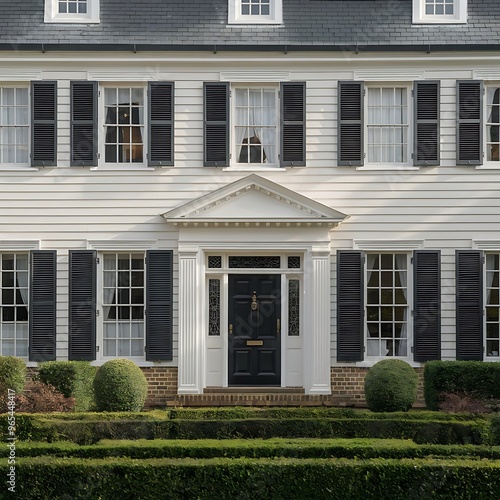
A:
[90, 166, 156, 172]
[356, 165, 419, 171]
[356, 358, 422, 368]
[227, 21, 283, 25]
[91, 359, 173, 367]
[45, 17, 100, 24]
[0, 167, 39, 171]
[475, 164, 500, 170]
[412, 17, 466, 24]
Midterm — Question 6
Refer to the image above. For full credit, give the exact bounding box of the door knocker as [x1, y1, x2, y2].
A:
[251, 291, 258, 311]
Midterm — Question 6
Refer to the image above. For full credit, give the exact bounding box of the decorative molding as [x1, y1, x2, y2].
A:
[353, 240, 424, 251]
[0, 241, 40, 251]
[0, 70, 41, 81]
[354, 70, 425, 81]
[87, 240, 157, 250]
[220, 71, 290, 82]
[473, 70, 500, 80]
[473, 240, 500, 250]
[87, 70, 157, 81]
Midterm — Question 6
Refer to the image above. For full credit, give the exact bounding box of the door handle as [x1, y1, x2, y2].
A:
[277, 318, 281, 333]
[229, 324, 233, 335]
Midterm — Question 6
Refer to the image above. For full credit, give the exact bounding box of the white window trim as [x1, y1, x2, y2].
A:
[412, 0, 467, 24]
[45, 0, 100, 24]
[228, 0, 283, 25]
[484, 253, 500, 360]
[480, 83, 500, 169]
[229, 83, 280, 170]
[363, 83, 413, 169]
[361, 252, 415, 366]
[98, 84, 148, 170]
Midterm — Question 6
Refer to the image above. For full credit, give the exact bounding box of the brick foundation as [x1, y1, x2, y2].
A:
[141, 367, 178, 407]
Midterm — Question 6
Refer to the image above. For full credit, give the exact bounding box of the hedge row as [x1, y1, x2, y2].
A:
[1, 417, 489, 445]
[3, 438, 500, 460]
[424, 361, 500, 410]
[4, 457, 500, 500]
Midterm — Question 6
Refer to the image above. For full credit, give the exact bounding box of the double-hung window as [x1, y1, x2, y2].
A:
[338, 81, 440, 168]
[68, 250, 173, 362]
[0, 87, 29, 166]
[337, 250, 441, 364]
[70, 81, 174, 168]
[412, 0, 467, 24]
[204, 81, 305, 168]
[228, 0, 283, 24]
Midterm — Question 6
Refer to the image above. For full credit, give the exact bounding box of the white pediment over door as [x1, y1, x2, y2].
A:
[161, 174, 348, 228]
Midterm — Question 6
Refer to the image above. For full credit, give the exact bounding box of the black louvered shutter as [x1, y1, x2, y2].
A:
[70, 81, 97, 166]
[337, 251, 364, 361]
[414, 81, 440, 166]
[457, 80, 483, 165]
[280, 82, 305, 167]
[69, 250, 96, 361]
[456, 250, 483, 360]
[149, 82, 174, 167]
[413, 250, 441, 361]
[31, 82, 57, 166]
[146, 250, 173, 361]
[29, 250, 56, 361]
[204, 82, 229, 166]
[338, 81, 364, 166]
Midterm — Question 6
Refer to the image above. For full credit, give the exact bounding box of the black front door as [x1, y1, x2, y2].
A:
[228, 274, 281, 386]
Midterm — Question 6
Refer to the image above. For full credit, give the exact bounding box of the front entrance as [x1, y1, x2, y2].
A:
[228, 274, 281, 386]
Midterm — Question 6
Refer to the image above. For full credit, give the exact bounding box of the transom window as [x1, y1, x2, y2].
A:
[485, 254, 500, 358]
[228, 0, 282, 24]
[486, 86, 500, 163]
[234, 87, 278, 166]
[366, 253, 409, 358]
[59, 0, 87, 13]
[0, 253, 29, 357]
[102, 253, 145, 357]
[0, 87, 29, 166]
[366, 87, 410, 165]
[103, 87, 145, 165]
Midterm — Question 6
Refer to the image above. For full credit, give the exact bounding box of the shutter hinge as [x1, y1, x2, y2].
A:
[96, 345, 99, 352]
[411, 153, 414, 159]
[97, 153, 101, 160]
[96, 310, 100, 317]
[411, 89, 414, 97]
[411, 346, 414, 353]
[363, 88, 366, 97]
[229, 90, 232, 98]
[411, 257, 414, 264]
[363, 345, 366, 352]
[278, 90, 281, 98]
[483, 255, 486, 264]
[411, 310, 414, 317]
[363, 152, 366, 158]
[96, 257, 100, 264]
[98, 90, 101, 97]
[483, 87, 486, 95]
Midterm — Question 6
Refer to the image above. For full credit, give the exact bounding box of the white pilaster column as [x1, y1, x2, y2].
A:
[304, 248, 331, 394]
[177, 249, 203, 394]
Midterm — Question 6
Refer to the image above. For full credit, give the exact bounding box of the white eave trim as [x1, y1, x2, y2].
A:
[166, 218, 344, 228]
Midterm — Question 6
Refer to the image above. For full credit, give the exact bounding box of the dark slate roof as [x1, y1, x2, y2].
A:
[2, 0, 500, 51]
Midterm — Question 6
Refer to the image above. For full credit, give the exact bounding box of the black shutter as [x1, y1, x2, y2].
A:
[280, 82, 305, 167]
[337, 251, 364, 361]
[31, 81, 57, 167]
[69, 250, 96, 361]
[204, 82, 229, 167]
[338, 81, 364, 166]
[70, 81, 97, 166]
[146, 250, 173, 361]
[456, 80, 483, 165]
[149, 82, 174, 167]
[414, 81, 440, 166]
[29, 250, 56, 361]
[413, 250, 441, 361]
[456, 250, 483, 360]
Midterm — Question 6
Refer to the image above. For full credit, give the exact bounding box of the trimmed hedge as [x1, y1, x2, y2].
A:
[3, 457, 500, 500]
[38, 361, 97, 412]
[3, 438, 500, 460]
[93, 359, 148, 412]
[0, 416, 488, 445]
[424, 361, 500, 410]
[365, 359, 418, 412]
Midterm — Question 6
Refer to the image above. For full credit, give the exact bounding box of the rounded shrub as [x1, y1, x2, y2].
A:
[364, 359, 418, 412]
[93, 359, 148, 412]
[0, 356, 27, 393]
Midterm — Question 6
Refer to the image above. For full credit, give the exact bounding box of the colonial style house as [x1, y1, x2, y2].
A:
[0, 0, 498, 406]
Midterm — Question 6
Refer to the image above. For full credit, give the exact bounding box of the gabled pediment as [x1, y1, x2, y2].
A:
[162, 174, 348, 228]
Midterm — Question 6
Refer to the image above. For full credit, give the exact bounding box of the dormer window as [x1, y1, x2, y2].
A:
[228, 0, 282, 24]
[45, 0, 100, 23]
[413, 0, 467, 24]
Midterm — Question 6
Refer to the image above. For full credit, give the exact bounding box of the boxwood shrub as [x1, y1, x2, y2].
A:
[93, 359, 148, 412]
[0, 356, 26, 393]
[424, 360, 500, 410]
[38, 361, 97, 411]
[364, 359, 418, 412]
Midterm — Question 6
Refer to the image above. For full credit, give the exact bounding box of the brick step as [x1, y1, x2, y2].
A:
[203, 387, 305, 394]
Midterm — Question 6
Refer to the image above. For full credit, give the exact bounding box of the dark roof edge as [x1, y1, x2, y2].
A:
[1, 43, 500, 53]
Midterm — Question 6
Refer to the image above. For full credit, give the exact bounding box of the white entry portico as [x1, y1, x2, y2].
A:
[162, 175, 347, 395]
